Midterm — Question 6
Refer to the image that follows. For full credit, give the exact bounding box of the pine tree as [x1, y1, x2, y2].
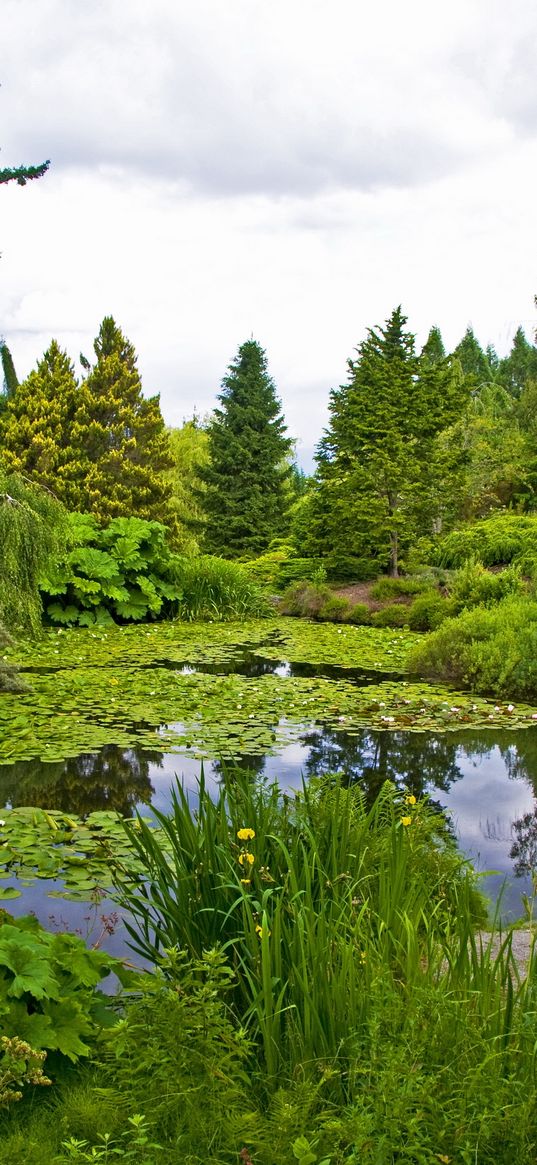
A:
[0, 340, 19, 399]
[0, 341, 83, 508]
[198, 339, 292, 557]
[71, 317, 173, 523]
[310, 308, 467, 576]
[452, 326, 490, 383]
[498, 326, 537, 398]
[421, 325, 445, 364]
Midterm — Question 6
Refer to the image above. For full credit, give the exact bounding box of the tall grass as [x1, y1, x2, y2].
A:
[171, 555, 271, 620]
[112, 773, 494, 1082]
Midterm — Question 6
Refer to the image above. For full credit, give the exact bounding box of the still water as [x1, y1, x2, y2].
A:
[2, 722, 537, 957]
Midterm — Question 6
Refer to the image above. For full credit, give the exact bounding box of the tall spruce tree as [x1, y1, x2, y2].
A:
[499, 326, 537, 398]
[0, 340, 19, 401]
[452, 326, 490, 384]
[310, 308, 466, 577]
[0, 341, 83, 508]
[199, 339, 292, 557]
[71, 317, 173, 523]
[421, 325, 445, 364]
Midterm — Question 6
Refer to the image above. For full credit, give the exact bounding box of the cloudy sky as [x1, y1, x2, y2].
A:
[2, 0, 537, 468]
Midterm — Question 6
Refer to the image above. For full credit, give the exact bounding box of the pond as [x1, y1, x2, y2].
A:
[2, 618, 537, 956]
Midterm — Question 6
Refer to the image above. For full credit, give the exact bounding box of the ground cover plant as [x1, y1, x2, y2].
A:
[424, 513, 537, 570]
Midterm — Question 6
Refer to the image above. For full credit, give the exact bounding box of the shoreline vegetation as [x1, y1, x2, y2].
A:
[3, 309, 537, 1157]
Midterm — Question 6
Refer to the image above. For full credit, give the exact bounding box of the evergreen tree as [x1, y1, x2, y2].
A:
[199, 339, 292, 557]
[0, 160, 49, 186]
[452, 326, 490, 384]
[71, 317, 173, 524]
[166, 418, 210, 553]
[0, 341, 83, 508]
[498, 326, 537, 398]
[0, 340, 19, 399]
[421, 325, 445, 364]
[310, 308, 466, 576]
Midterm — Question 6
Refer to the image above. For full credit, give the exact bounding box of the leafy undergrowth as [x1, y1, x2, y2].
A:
[2, 779, 536, 1164]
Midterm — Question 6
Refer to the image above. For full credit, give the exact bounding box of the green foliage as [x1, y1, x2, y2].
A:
[370, 603, 408, 628]
[498, 325, 537, 398]
[100, 949, 253, 1155]
[0, 340, 19, 402]
[242, 547, 327, 592]
[316, 595, 352, 623]
[0, 342, 82, 509]
[346, 601, 370, 625]
[449, 559, 524, 609]
[310, 307, 467, 577]
[409, 596, 537, 698]
[0, 914, 126, 1064]
[40, 513, 183, 627]
[407, 590, 454, 631]
[170, 555, 270, 620]
[57, 1114, 163, 1162]
[369, 575, 430, 600]
[0, 1036, 51, 1107]
[198, 339, 293, 557]
[112, 775, 487, 1080]
[165, 419, 210, 554]
[0, 470, 67, 634]
[0, 622, 27, 693]
[0, 161, 50, 186]
[427, 514, 537, 568]
[279, 580, 334, 618]
[72, 318, 173, 524]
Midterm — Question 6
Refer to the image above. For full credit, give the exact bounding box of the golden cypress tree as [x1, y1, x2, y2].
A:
[71, 317, 173, 523]
[0, 341, 83, 509]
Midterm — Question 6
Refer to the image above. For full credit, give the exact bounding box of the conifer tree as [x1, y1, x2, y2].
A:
[452, 326, 490, 383]
[421, 325, 445, 364]
[0, 340, 19, 400]
[0, 341, 82, 508]
[499, 326, 537, 398]
[310, 308, 466, 577]
[199, 339, 292, 557]
[71, 317, 173, 524]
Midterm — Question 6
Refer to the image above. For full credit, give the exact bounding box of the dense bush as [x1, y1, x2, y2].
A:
[241, 546, 326, 592]
[450, 558, 525, 608]
[369, 575, 431, 600]
[39, 514, 269, 626]
[40, 513, 182, 626]
[407, 590, 455, 631]
[409, 596, 537, 697]
[426, 514, 537, 569]
[370, 603, 408, 627]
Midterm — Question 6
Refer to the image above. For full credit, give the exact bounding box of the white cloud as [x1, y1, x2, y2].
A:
[2, 0, 537, 470]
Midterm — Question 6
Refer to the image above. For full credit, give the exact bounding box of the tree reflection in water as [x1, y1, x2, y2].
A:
[0, 745, 159, 817]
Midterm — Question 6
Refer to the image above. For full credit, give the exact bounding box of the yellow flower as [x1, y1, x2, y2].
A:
[255, 924, 271, 939]
[240, 878, 251, 885]
[406, 794, 417, 805]
[239, 852, 255, 867]
[401, 816, 412, 827]
[237, 827, 256, 841]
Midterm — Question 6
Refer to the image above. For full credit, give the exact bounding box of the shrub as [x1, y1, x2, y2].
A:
[242, 550, 327, 592]
[409, 596, 537, 698]
[369, 575, 430, 601]
[426, 514, 537, 569]
[370, 604, 408, 628]
[40, 513, 182, 627]
[407, 591, 454, 631]
[171, 555, 270, 620]
[346, 602, 370, 625]
[279, 581, 333, 618]
[317, 595, 352, 622]
[449, 559, 525, 610]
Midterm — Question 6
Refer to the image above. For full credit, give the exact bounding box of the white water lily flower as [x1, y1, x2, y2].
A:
[0, 820, 5, 827]
[507, 704, 514, 712]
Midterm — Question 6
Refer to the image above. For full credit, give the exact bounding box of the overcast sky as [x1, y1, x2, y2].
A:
[2, 0, 537, 469]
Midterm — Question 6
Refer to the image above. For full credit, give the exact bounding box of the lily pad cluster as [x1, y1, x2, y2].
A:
[0, 807, 166, 900]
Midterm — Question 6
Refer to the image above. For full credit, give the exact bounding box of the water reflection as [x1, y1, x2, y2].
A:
[2, 727, 537, 920]
[0, 746, 158, 816]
